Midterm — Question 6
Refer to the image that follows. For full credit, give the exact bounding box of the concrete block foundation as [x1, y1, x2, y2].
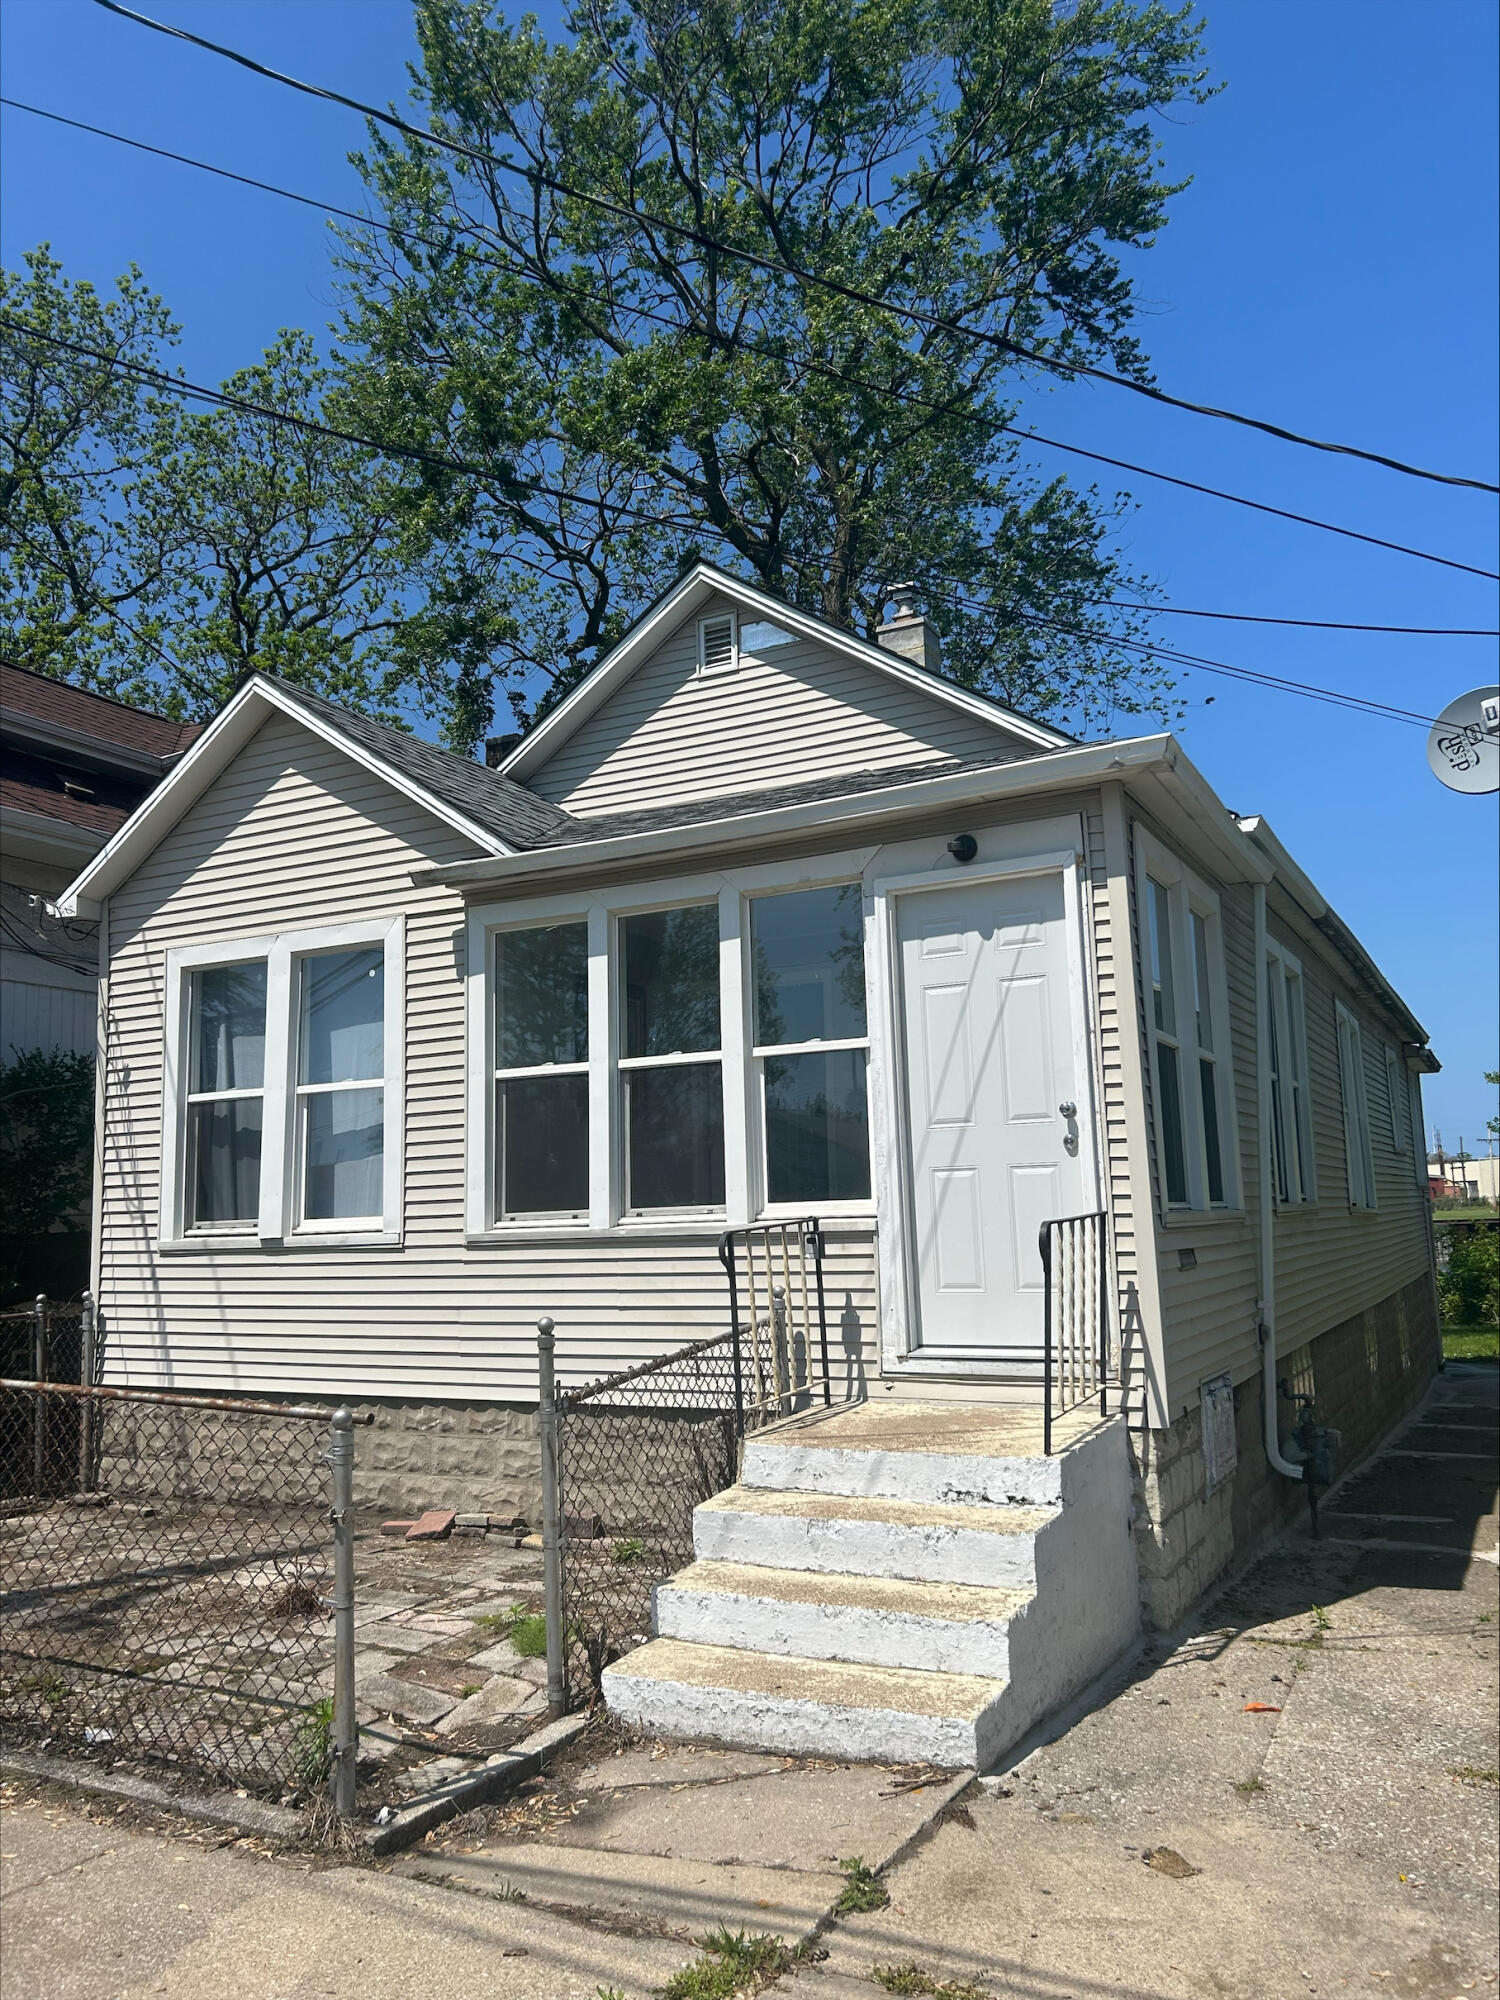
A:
[1130, 1273, 1440, 1629]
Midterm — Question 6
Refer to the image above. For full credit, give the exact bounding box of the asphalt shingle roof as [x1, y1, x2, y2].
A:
[260, 678, 583, 852]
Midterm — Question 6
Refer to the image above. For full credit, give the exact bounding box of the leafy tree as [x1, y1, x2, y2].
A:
[0, 249, 445, 722]
[1438, 1230, 1499, 1331]
[1485, 1068, 1498, 1143]
[0, 1048, 94, 1233]
[339, 0, 1213, 746]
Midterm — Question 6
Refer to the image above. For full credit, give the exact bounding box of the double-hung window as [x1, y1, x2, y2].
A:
[470, 872, 875, 1232]
[1265, 941, 1314, 1204]
[1335, 1000, 1377, 1209]
[1136, 829, 1238, 1213]
[184, 960, 267, 1230]
[750, 883, 871, 1206]
[165, 918, 403, 1246]
[492, 922, 590, 1220]
[620, 903, 725, 1213]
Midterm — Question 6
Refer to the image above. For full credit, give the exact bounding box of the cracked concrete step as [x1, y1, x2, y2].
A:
[656, 1560, 1031, 1677]
[693, 1484, 1056, 1587]
[741, 1401, 1110, 1508]
[604, 1636, 1007, 1767]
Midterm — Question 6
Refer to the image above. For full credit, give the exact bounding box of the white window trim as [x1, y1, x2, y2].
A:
[696, 610, 738, 677]
[161, 917, 404, 1250]
[1133, 825, 1242, 1217]
[1265, 937, 1316, 1204]
[465, 850, 882, 1239]
[1383, 1041, 1410, 1154]
[1335, 998, 1377, 1211]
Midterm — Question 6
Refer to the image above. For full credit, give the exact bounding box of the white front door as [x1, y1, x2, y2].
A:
[897, 870, 1086, 1355]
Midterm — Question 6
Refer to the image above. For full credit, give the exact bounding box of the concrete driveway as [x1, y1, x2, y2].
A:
[2, 1364, 1494, 2000]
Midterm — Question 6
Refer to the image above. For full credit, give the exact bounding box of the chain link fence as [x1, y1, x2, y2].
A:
[551, 1330, 743, 1700]
[0, 1377, 351, 1794]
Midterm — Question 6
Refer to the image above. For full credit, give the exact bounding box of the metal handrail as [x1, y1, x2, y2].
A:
[717, 1218, 831, 1435]
[1039, 1210, 1113, 1454]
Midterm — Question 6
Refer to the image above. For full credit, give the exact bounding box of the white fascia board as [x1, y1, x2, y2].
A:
[499, 563, 1071, 785]
[56, 678, 510, 917]
[1239, 812, 1429, 1046]
[417, 733, 1178, 892]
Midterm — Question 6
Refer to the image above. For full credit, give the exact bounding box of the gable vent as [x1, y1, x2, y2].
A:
[698, 615, 736, 674]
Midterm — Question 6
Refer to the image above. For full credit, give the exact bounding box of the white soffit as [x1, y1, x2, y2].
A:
[56, 678, 509, 917]
[499, 564, 1073, 784]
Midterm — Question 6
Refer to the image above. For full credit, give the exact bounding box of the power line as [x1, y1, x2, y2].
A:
[922, 581, 1442, 727]
[87, 0, 1500, 497]
[0, 317, 712, 540]
[6, 96, 1496, 589]
[1101, 601, 1498, 636]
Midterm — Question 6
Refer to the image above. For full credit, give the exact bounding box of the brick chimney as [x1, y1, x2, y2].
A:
[877, 583, 941, 674]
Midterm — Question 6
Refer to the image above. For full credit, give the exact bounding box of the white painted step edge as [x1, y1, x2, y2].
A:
[693, 1502, 1047, 1588]
[655, 1578, 1015, 1678]
[741, 1439, 1064, 1508]
[604, 1664, 1007, 1769]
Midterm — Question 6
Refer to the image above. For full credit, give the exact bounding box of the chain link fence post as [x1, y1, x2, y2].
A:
[537, 1317, 567, 1719]
[32, 1295, 48, 1494]
[326, 1405, 358, 1815]
[78, 1291, 97, 1492]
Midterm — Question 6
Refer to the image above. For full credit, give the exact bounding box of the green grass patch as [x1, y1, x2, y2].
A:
[834, 1855, 891, 1913]
[610, 1536, 646, 1567]
[1442, 1325, 1500, 1361]
[659, 1928, 788, 2000]
[1447, 1764, 1499, 1786]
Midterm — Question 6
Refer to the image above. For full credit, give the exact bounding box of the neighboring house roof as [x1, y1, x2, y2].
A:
[498, 563, 1073, 787]
[1, 664, 206, 872]
[0, 662, 201, 767]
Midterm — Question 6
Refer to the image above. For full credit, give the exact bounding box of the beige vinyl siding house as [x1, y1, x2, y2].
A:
[62, 562, 1440, 1636]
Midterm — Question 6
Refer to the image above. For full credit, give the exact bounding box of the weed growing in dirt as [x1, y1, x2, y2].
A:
[660, 1929, 788, 1999]
[610, 1537, 646, 1567]
[834, 1856, 890, 1913]
[266, 1573, 324, 1619]
[872, 1966, 988, 1998]
[291, 1697, 334, 1785]
[1233, 1775, 1265, 1796]
[1447, 1765, 1499, 1786]
[473, 1603, 548, 1657]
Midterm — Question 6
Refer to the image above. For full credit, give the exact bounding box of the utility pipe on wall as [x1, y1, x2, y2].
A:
[1254, 882, 1306, 1484]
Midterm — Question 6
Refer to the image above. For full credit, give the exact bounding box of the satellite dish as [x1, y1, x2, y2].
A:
[1427, 685, 1500, 795]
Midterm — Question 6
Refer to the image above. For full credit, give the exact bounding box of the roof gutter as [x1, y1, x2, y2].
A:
[1237, 814, 1430, 1047]
[414, 734, 1182, 892]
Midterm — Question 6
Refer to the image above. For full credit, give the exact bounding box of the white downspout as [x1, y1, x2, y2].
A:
[1254, 881, 1304, 1481]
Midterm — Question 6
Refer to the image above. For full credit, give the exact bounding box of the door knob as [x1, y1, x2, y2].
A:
[1058, 1101, 1077, 1118]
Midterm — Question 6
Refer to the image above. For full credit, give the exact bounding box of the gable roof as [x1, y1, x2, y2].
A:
[499, 564, 1072, 786]
[2, 661, 202, 768]
[58, 674, 580, 916]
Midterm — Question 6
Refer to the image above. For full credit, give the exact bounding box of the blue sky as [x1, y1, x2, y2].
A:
[3, 0, 1497, 1149]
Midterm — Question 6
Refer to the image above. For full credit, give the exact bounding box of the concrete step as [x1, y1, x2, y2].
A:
[742, 1402, 1102, 1508]
[655, 1560, 1030, 1677]
[693, 1485, 1055, 1588]
[603, 1637, 1008, 1768]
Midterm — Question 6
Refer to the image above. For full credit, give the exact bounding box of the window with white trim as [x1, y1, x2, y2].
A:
[185, 961, 267, 1229]
[493, 921, 589, 1221]
[1136, 828, 1238, 1213]
[750, 883, 870, 1206]
[1383, 1042, 1410, 1154]
[1335, 1000, 1377, 1209]
[470, 875, 875, 1231]
[1265, 940, 1314, 1203]
[164, 918, 403, 1245]
[620, 903, 725, 1213]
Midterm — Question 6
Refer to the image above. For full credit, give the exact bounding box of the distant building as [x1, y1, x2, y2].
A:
[1, 663, 199, 1061]
[1428, 1151, 1499, 1203]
